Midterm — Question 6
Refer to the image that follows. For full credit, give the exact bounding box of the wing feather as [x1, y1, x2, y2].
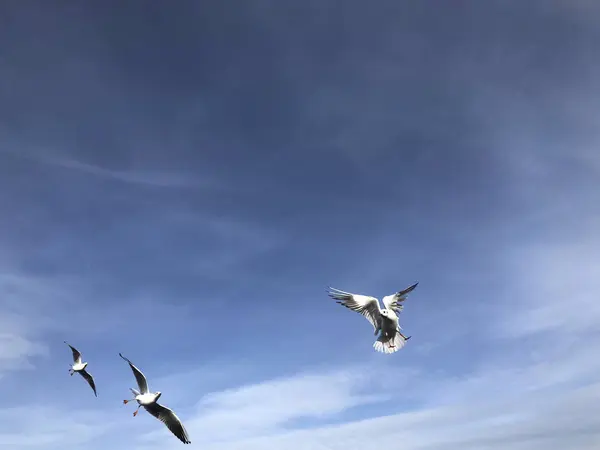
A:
[79, 369, 97, 397]
[382, 282, 418, 314]
[64, 341, 82, 364]
[144, 402, 191, 444]
[328, 287, 382, 331]
[119, 353, 149, 394]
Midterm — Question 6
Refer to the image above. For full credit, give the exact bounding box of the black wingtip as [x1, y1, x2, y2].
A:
[404, 282, 419, 293]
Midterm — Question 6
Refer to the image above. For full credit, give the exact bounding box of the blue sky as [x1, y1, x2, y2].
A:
[1, 1, 600, 449]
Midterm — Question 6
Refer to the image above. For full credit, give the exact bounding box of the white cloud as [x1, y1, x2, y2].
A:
[1, 57, 598, 449]
[2, 190, 597, 450]
[0, 268, 205, 382]
[120, 303, 600, 450]
[140, 351, 600, 450]
[0, 332, 47, 375]
[499, 235, 600, 338]
[137, 365, 412, 447]
[0, 273, 67, 376]
[131, 223, 600, 450]
[0, 405, 119, 449]
[3, 350, 598, 450]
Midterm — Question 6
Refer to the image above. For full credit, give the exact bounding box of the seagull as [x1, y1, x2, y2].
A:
[119, 353, 191, 445]
[64, 341, 97, 396]
[328, 282, 418, 354]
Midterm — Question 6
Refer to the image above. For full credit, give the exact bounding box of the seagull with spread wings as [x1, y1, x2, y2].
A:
[119, 353, 191, 444]
[328, 282, 418, 354]
[64, 341, 97, 396]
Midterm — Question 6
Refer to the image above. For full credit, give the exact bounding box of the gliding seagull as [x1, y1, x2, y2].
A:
[328, 282, 418, 354]
[119, 353, 191, 444]
[64, 341, 97, 396]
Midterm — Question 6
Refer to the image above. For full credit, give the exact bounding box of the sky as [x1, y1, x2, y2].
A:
[1, 1, 600, 449]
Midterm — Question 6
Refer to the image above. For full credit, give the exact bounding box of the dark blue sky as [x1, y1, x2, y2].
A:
[1, 2, 600, 449]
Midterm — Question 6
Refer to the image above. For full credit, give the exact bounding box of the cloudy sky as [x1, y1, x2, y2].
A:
[1, 1, 600, 449]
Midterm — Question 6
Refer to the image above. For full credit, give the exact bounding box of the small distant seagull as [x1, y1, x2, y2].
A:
[64, 341, 97, 396]
[328, 282, 418, 354]
[119, 353, 191, 445]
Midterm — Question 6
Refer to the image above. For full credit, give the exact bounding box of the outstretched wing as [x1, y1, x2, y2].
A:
[119, 353, 149, 394]
[64, 341, 82, 364]
[79, 369, 97, 397]
[328, 287, 382, 331]
[382, 282, 418, 314]
[144, 402, 191, 444]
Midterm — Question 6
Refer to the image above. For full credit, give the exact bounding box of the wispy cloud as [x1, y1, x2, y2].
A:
[1, 148, 211, 189]
[134, 334, 600, 450]
[0, 406, 116, 449]
[498, 231, 600, 338]
[1, 2, 599, 450]
[0, 332, 48, 376]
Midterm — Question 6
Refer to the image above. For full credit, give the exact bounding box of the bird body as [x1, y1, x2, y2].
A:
[119, 353, 191, 444]
[64, 341, 97, 396]
[328, 282, 418, 354]
[136, 392, 161, 405]
[72, 361, 88, 372]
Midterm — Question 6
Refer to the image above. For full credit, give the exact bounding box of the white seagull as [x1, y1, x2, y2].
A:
[328, 282, 418, 354]
[119, 353, 191, 445]
[64, 341, 97, 396]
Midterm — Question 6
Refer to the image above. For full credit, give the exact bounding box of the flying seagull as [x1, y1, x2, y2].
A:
[328, 282, 418, 354]
[119, 353, 191, 444]
[64, 341, 97, 396]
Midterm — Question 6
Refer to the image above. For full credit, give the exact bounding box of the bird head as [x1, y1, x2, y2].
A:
[155, 391, 162, 401]
[380, 309, 389, 316]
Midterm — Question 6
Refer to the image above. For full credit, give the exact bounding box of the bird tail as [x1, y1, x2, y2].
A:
[130, 388, 140, 397]
[373, 331, 408, 354]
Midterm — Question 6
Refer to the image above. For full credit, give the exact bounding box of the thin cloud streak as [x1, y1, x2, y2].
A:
[0, 148, 211, 189]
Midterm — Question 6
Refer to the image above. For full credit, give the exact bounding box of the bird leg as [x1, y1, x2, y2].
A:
[133, 404, 141, 417]
[399, 332, 411, 341]
[69, 368, 74, 376]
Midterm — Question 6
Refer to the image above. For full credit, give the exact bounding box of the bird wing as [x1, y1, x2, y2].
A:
[119, 353, 149, 394]
[144, 402, 191, 444]
[64, 341, 82, 364]
[382, 282, 418, 314]
[79, 369, 97, 397]
[328, 287, 382, 331]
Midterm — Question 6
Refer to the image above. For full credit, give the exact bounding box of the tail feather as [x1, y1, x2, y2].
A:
[130, 388, 140, 396]
[373, 331, 408, 354]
